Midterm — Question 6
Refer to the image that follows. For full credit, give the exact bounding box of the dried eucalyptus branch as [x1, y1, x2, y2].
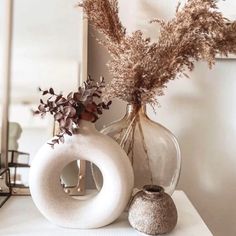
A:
[79, 0, 236, 106]
[33, 77, 112, 148]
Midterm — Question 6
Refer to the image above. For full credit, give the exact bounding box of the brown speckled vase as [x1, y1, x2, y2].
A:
[128, 185, 177, 235]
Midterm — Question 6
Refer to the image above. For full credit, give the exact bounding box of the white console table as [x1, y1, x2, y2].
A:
[0, 191, 212, 236]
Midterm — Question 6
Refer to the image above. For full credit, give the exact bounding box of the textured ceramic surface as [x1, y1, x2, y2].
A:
[128, 185, 177, 235]
[29, 121, 134, 229]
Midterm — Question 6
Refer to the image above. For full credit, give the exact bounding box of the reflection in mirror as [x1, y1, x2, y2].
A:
[61, 161, 86, 196]
[61, 162, 102, 197]
[6, 0, 85, 194]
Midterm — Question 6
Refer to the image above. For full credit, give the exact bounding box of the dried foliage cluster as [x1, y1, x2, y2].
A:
[79, 0, 236, 106]
[34, 78, 111, 147]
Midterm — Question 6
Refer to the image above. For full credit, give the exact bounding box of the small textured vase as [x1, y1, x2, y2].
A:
[92, 104, 181, 195]
[128, 185, 178, 235]
[29, 120, 134, 229]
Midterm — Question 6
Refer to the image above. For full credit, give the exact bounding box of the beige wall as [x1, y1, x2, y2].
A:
[88, 1, 236, 235]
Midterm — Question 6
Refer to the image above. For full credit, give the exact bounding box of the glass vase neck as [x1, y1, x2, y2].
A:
[126, 103, 146, 116]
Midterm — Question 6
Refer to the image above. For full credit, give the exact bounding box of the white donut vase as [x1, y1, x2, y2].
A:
[29, 121, 134, 229]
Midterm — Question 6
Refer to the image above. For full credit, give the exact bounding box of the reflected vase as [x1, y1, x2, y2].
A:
[92, 104, 181, 196]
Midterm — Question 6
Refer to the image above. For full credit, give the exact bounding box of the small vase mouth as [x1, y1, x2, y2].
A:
[143, 185, 164, 195]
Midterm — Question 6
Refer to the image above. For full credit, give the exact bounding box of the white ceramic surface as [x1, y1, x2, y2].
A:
[29, 121, 134, 229]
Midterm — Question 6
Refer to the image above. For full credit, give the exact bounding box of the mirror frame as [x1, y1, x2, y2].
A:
[0, 0, 13, 207]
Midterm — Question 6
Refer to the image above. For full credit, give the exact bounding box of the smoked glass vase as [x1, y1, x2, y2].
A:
[92, 104, 181, 196]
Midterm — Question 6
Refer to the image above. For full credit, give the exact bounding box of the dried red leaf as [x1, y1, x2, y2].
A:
[49, 88, 54, 95]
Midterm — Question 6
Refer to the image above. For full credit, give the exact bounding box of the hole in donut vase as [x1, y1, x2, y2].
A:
[61, 161, 103, 197]
[29, 120, 134, 229]
[60, 161, 80, 189]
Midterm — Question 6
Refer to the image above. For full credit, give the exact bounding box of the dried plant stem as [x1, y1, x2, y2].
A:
[112, 126, 127, 142]
[115, 110, 154, 181]
[137, 115, 153, 184]
[119, 115, 136, 148]
[126, 120, 137, 165]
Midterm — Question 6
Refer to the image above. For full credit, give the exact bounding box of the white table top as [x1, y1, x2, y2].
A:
[0, 191, 212, 236]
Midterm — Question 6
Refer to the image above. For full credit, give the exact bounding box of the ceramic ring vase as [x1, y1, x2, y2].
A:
[29, 120, 134, 229]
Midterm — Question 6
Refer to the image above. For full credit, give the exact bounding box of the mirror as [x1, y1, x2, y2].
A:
[0, 0, 88, 197]
[0, 0, 12, 207]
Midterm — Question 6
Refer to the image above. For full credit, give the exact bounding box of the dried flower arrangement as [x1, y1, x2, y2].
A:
[34, 77, 111, 147]
[79, 0, 236, 106]
[79, 0, 236, 183]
